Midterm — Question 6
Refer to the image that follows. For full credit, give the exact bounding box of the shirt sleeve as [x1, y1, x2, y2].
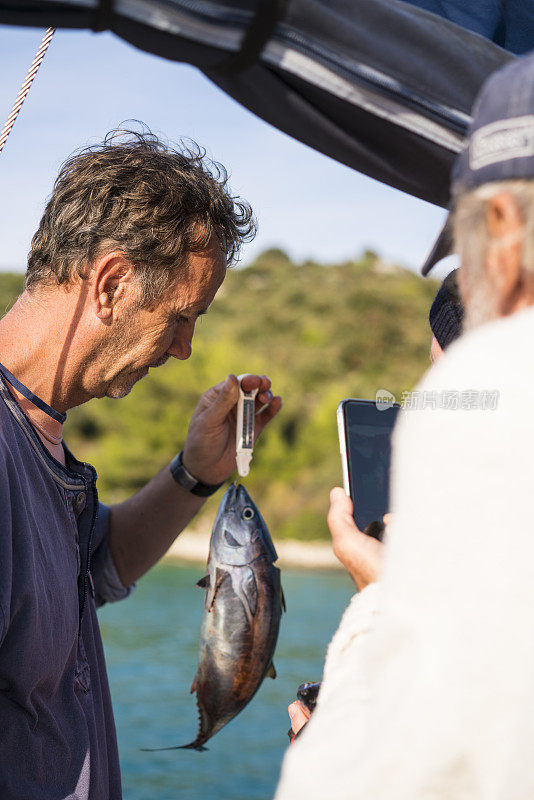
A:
[90, 502, 135, 607]
[275, 584, 381, 800]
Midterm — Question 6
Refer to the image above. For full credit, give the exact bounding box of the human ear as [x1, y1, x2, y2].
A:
[485, 192, 524, 314]
[91, 252, 136, 322]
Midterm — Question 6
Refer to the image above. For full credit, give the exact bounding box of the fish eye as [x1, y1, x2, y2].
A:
[242, 507, 255, 521]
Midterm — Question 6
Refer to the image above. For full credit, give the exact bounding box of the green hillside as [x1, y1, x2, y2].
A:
[0, 251, 438, 539]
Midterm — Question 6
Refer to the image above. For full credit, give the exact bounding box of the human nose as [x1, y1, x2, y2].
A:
[167, 322, 194, 360]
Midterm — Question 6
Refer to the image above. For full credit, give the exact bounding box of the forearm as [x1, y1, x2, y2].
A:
[107, 374, 280, 587]
[108, 463, 207, 586]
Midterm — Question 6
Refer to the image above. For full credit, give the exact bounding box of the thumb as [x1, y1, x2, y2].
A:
[209, 374, 239, 422]
[327, 487, 360, 537]
[329, 487, 354, 516]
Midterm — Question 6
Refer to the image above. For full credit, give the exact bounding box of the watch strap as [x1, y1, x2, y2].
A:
[169, 451, 224, 497]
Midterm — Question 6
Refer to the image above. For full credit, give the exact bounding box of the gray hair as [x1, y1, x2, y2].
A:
[453, 179, 534, 294]
[26, 127, 256, 305]
[452, 179, 534, 327]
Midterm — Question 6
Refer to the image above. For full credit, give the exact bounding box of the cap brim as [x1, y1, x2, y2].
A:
[421, 214, 454, 276]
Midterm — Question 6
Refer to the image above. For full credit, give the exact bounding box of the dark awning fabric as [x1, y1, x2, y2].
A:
[401, 0, 534, 55]
[0, 1, 519, 208]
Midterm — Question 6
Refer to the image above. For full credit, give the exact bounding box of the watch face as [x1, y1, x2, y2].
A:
[169, 452, 222, 497]
[181, 467, 198, 491]
[170, 453, 196, 490]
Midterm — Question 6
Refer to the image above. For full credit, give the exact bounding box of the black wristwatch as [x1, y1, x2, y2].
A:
[169, 450, 224, 497]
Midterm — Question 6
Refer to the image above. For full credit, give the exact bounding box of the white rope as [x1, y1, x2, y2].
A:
[0, 27, 56, 157]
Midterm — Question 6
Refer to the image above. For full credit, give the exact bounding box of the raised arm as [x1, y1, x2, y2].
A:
[107, 374, 281, 586]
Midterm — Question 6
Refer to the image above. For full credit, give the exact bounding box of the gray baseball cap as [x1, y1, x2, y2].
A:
[422, 53, 534, 275]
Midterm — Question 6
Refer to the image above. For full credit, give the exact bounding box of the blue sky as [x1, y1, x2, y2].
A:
[0, 24, 450, 276]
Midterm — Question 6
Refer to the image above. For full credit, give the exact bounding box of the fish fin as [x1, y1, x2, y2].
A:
[209, 567, 228, 612]
[266, 661, 277, 679]
[196, 575, 210, 589]
[190, 675, 198, 694]
[241, 566, 258, 619]
[281, 586, 287, 613]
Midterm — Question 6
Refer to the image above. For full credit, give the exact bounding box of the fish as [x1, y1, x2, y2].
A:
[146, 482, 285, 752]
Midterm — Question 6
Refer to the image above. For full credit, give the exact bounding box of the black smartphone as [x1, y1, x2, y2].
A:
[337, 398, 400, 539]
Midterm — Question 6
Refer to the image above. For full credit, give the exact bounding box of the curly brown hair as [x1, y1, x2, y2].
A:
[26, 125, 256, 303]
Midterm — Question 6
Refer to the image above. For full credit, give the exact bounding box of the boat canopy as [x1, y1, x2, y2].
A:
[1, 1, 529, 207]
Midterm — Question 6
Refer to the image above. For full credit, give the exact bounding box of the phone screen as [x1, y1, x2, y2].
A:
[340, 399, 399, 533]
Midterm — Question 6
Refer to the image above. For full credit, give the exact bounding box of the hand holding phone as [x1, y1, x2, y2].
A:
[328, 487, 383, 589]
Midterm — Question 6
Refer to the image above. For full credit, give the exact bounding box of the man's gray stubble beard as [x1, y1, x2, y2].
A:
[463, 274, 500, 331]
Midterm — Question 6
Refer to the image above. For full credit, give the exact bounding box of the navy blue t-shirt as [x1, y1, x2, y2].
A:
[0, 374, 127, 799]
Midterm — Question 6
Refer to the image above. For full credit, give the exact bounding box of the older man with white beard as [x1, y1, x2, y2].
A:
[276, 53, 534, 800]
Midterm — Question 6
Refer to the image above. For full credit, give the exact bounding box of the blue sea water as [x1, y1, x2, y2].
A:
[99, 562, 354, 800]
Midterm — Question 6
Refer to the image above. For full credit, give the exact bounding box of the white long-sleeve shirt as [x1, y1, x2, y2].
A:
[276, 306, 534, 800]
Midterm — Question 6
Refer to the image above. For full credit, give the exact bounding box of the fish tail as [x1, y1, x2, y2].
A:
[179, 742, 209, 752]
[140, 742, 208, 753]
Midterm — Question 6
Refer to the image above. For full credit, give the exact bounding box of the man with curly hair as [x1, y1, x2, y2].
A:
[0, 128, 281, 799]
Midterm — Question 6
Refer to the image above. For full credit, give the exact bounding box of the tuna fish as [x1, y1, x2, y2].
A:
[186, 482, 285, 750]
[147, 482, 285, 752]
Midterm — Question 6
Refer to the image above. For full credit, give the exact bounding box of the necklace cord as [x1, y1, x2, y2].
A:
[0, 362, 66, 424]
